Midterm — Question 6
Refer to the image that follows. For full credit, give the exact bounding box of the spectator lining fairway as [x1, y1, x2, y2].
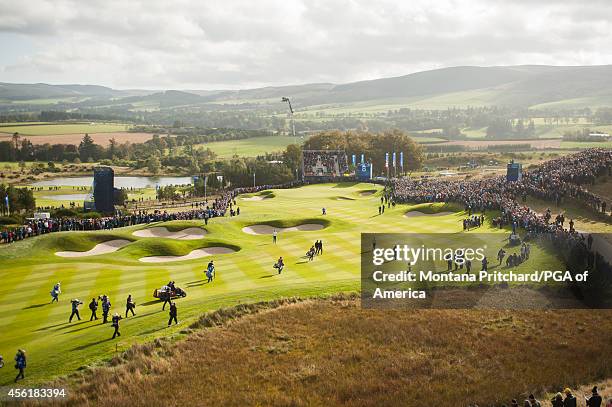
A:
[0, 182, 579, 385]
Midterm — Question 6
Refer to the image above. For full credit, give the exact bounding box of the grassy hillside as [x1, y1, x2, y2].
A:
[3, 65, 612, 110]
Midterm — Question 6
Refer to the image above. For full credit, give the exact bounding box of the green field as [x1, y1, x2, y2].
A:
[0, 122, 130, 136]
[0, 183, 577, 386]
[198, 135, 305, 158]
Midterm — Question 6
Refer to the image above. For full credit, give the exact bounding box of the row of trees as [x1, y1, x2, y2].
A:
[486, 119, 536, 139]
[0, 128, 271, 165]
[302, 129, 423, 173]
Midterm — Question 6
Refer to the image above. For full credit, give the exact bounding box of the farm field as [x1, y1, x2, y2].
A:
[0, 122, 130, 136]
[197, 135, 306, 158]
[0, 132, 157, 146]
[0, 182, 595, 387]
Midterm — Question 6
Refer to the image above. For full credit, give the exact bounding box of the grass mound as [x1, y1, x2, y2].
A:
[242, 217, 331, 229]
[37, 232, 135, 253]
[404, 202, 463, 215]
[121, 239, 240, 259]
[142, 220, 207, 232]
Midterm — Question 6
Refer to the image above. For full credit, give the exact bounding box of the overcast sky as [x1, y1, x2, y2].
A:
[1, 0, 611, 90]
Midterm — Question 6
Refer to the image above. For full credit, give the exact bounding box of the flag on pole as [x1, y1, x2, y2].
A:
[392, 152, 396, 168]
[360, 153, 365, 164]
[385, 153, 389, 168]
[352, 154, 356, 166]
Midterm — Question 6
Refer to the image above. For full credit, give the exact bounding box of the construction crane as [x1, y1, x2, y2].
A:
[281, 96, 297, 137]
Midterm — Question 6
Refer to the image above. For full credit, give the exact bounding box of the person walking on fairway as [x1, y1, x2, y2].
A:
[168, 302, 178, 326]
[89, 297, 98, 321]
[161, 290, 172, 310]
[272, 229, 278, 244]
[50, 282, 61, 303]
[101, 295, 111, 323]
[111, 313, 122, 339]
[125, 294, 136, 318]
[274, 256, 284, 274]
[69, 299, 82, 322]
[206, 260, 215, 283]
[14, 349, 26, 383]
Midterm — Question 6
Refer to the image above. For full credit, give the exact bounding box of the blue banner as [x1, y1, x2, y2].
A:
[392, 152, 396, 168]
[361, 154, 365, 164]
[352, 154, 356, 166]
[385, 152, 389, 168]
[400, 151, 404, 168]
[4, 195, 9, 213]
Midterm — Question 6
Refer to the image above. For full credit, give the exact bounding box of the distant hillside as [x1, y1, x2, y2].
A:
[0, 83, 129, 101]
[2, 65, 611, 109]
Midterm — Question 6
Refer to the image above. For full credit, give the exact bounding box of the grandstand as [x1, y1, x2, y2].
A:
[302, 150, 349, 181]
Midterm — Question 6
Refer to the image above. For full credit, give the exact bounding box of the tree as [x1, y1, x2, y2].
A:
[11, 132, 20, 150]
[79, 134, 98, 162]
[283, 144, 302, 175]
[147, 155, 161, 174]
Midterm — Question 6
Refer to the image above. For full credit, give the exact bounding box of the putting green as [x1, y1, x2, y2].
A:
[0, 183, 562, 385]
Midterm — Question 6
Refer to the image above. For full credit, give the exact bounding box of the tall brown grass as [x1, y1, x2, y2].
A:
[31, 295, 612, 407]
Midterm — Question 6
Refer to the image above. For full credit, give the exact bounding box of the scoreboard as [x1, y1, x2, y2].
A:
[506, 162, 522, 182]
[356, 163, 373, 180]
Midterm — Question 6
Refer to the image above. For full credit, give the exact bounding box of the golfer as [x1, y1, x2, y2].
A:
[168, 302, 178, 326]
[111, 313, 122, 339]
[14, 349, 26, 382]
[272, 229, 278, 244]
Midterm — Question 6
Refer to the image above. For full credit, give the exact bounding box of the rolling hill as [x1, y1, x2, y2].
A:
[2, 65, 611, 109]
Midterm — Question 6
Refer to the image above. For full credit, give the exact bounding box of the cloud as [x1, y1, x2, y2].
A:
[0, 0, 611, 89]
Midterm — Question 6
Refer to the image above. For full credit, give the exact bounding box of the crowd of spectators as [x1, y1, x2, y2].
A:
[0, 180, 304, 245]
[303, 150, 349, 177]
[392, 149, 611, 238]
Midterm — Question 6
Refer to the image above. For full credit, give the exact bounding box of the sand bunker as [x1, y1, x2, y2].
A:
[336, 196, 355, 201]
[139, 247, 236, 263]
[359, 190, 376, 196]
[241, 196, 268, 201]
[242, 224, 324, 235]
[56, 239, 131, 257]
[133, 227, 207, 240]
[404, 211, 454, 218]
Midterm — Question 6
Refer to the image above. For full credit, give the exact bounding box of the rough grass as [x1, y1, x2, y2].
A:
[38, 297, 612, 407]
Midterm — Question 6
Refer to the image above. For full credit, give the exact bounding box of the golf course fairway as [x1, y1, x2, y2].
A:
[0, 182, 563, 385]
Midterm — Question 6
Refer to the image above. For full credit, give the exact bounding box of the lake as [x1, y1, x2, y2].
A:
[31, 176, 193, 189]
